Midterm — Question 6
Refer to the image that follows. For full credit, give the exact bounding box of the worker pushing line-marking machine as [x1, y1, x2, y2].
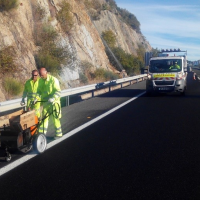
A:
[0, 101, 60, 162]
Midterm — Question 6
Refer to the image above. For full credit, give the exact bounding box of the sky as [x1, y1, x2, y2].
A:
[115, 0, 200, 61]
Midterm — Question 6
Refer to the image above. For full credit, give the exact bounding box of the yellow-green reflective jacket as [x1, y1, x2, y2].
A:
[22, 78, 42, 100]
[39, 74, 61, 104]
[169, 65, 180, 69]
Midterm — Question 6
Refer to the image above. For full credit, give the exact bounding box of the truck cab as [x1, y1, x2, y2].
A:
[146, 49, 187, 95]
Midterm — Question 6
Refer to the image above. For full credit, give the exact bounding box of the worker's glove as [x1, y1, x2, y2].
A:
[20, 98, 25, 106]
[33, 98, 38, 105]
[48, 98, 55, 103]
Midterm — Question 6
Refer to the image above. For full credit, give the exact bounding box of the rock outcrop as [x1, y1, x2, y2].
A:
[0, 0, 151, 101]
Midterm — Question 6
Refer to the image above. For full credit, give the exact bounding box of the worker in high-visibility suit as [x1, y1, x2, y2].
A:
[169, 61, 181, 70]
[38, 67, 62, 139]
[21, 70, 41, 118]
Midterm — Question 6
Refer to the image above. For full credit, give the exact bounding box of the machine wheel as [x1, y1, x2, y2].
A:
[33, 133, 47, 154]
[5, 152, 11, 162]
[180, 87, 186, 96]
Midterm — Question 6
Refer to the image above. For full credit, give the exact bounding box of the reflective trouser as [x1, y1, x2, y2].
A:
[38, 103, 62, 136]
[27, 98, 40, 118]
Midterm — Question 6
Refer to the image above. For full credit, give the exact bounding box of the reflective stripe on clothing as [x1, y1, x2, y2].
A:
[54, 91, 61, 98]
[38, 126, 48, 135]
[55, 127, 62, 135]
[22, 78, 42, 99]
[38, 111, 62, 135]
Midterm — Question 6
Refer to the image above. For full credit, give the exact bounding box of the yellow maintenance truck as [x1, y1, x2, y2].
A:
[146, 49, 188, 95]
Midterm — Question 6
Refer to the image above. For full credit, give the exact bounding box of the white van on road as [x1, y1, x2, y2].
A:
[146, 49, 187, 95]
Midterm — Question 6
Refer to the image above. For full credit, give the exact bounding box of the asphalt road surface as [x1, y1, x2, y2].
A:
[1, 69, 200, 199]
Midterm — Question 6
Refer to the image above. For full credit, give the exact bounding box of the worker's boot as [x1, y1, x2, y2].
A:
[54, 133, 62, 140]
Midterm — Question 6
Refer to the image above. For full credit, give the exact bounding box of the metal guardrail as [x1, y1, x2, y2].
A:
[0, 74, 147, 113]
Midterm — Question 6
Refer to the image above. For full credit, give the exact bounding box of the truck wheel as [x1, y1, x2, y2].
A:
[33, 133, 47, 154]
[180, 90, 185, 96]
[180, 86, 186, 96]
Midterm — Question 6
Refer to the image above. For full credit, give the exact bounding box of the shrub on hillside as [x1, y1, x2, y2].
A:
[57, 1, 74, 33]
[104, 70, 119, 80]
[0, 0, 18, 11]
[34, 23, 71, 74]
[34, 24, 58, 46]
[35, 53, 61, 74]
[84, 0, 101, 20]
[102, 30, 116, 48]
[84, 0, 101, 11]
[104, 0, 117, 11]
[33, 4, 46, 21]
[41, 24, 58, 44]
[106, 47, 143, 75]
[80, 61, 95, 79]
[136, 44, 145, 68]
[0, 46, 17, 75]
[79, 73, 88, 84]
[93, 68, 105, 79]
[117, 7, 141, 33]
[3, 77, 23, 99]
[93, 68, 118, 81]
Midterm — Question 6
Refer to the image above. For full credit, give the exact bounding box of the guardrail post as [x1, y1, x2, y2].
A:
[92, 90, 94, 97]
[67, 96, 69, 106]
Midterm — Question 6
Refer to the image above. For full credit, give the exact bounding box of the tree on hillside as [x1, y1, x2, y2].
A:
[109, 47, 141, 75]
[102, 30, 116, 48]
[152, 48, 160, 57]
[106, 0, 117, 9]
[137, 44, 145, 67]
[0, 0, 18, 11]
[117, 7, 141, 33]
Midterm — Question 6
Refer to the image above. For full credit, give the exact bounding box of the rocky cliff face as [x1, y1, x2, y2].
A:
[94, 10, 151, 55]
[0, 0, 151, 101]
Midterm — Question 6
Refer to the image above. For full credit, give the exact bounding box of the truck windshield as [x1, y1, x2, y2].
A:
[149, 59, 182, 73]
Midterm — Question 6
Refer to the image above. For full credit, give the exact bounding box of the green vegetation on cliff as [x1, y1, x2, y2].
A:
[102, 29, 145, 75]
[34, 24, 70, 74]
[84, 0, 140, 33]
[0, 46, 17, 75]
[0, 0, 18, 11]
[3, 77, 23, 99]
[102, 30, 116, 48]
[57, 1, 74, 33]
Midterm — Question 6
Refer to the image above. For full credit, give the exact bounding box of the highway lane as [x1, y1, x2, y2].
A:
[1, 70, 200, 199]
[0, 80, 146, 167]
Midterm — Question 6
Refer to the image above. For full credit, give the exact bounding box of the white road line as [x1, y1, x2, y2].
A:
[0, 91, 146, 177]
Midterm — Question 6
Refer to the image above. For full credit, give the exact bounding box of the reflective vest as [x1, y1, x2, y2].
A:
[22, 78, 41, 105]
[39, 74, 61, 102]
[169, 64, 180, 69]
